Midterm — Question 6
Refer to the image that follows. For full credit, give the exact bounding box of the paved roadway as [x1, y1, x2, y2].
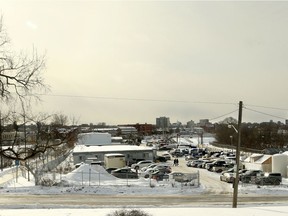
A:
[0, 156, 287, 208]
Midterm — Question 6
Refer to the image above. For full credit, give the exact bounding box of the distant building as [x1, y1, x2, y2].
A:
[92, 128, 118, 136]
[117, 126, 138, 135]
[187, 120, 195, 129]
[198, 119, 210, 127]
[77, 132, 122, 146]
[118, 123, 154, 135]
[1, 131, 36, 145]
[198, 119, 214, 133]
[156, 116, 170, 130]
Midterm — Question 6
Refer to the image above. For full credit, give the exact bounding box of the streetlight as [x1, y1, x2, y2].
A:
[228, 124, 238, 133]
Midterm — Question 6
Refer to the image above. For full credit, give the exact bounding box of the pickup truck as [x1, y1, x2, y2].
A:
[255, 173, 282, 185]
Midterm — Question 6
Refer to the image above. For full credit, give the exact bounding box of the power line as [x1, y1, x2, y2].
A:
[36, 93, 237, 105]
[245, 104, 288, 111]
[37, 93, 288, 113]
[209, 109, 239, 121]
[245, 107, 287, 120]
[35, 93, 288, 121]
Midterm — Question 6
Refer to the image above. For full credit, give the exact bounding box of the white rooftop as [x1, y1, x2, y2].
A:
[73, 144, 154, 153]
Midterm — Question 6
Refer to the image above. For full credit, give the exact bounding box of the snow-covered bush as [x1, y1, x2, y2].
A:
[106, 209, 152, 216]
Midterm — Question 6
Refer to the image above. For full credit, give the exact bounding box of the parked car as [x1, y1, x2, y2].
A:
[198, 160, 212, 169]
[131, 160, 154, 170]
[139, 164, 172, 178]
[151, 170, 169, 181]
[255, 173, 282, 185]
[212, 163, 234, 173]
[187, 159, 203, 167]
[158, 145, 173, 151]
[139, 168, 157, 178]
[221, 167, 235, 175]
[111, 167, 138, 179]
[220, 172, 235, 183]
[186, 160, 193, 167]
[155, 156, 167, 162]
[169, 172, 189, 182]
[162, 153, 172, 160]
[240, 170, 264, 183]
[153, 164, 172, 173]
[205, 160, 227, 171]
[170, 149, 184, 157]
[140, 163, 157, 172]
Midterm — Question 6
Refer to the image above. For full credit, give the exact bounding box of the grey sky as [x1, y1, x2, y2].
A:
[1, 0, 288, 125]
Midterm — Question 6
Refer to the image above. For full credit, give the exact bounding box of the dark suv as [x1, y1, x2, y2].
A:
[255, 173, 282, 185]
[240, 170, 264, 183]
[205, 160, 227, 171]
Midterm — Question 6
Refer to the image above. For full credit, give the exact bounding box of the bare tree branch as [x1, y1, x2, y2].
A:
[0, 16, 49, 102]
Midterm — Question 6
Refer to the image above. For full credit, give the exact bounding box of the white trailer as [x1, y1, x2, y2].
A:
[104, 153, 126, 170]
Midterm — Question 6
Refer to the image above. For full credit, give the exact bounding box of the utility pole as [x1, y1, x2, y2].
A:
[232, 101, 243, 208]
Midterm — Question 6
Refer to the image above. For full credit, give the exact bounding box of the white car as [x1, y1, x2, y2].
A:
[140, 163, 157, 172]
[139, 164, 172, 178]
[131, 160, 154, 170]
[138, 169, 157, 178]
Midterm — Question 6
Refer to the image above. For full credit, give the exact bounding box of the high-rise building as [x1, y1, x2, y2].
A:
[156, 116, 170, 129]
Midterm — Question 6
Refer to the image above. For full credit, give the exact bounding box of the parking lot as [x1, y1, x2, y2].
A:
[168, 156, 234, 194]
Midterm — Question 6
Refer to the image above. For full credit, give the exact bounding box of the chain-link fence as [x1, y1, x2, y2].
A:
[41, 167, 200, 188]
[0, 166, 27, 186]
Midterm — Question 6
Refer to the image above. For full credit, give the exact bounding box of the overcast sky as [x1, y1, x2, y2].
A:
[1, 0, 288, 125]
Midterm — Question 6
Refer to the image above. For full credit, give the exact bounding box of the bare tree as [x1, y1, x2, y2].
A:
[1, 111, 79, 185]
[51, 113, 69, 126]
[0, 16, 48, 102]
[1, 112, 78, 161]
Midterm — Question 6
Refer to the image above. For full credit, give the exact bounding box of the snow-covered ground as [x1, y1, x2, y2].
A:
[0, 163, 288, 216]
[1, 206, 288, 216]
[1, 135, 288, 215]
[2, 163, 288, 196]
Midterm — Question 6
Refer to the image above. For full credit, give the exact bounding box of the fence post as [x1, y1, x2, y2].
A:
[198, 170, 200, 187]
[89, 167, 91, 186]
[99, 171, 101, 186]
[81, 171, 83, 186]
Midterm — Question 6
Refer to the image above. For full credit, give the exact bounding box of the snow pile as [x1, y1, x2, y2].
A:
[63, 164, 118, 182]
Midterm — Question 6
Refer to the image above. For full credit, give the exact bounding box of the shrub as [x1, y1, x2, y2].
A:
[106, 208, 152, 216]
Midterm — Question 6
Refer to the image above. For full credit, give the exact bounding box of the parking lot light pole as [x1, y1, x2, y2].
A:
[232, 101, 243, 208]
[229, 135, 233, 154]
